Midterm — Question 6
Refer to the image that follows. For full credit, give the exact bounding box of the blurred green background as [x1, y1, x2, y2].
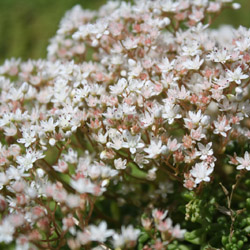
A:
[0, 0, 249, 63]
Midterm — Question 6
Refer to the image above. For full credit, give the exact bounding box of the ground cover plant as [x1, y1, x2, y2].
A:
[0, 0, 250, 249]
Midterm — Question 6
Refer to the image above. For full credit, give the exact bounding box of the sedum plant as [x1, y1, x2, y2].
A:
[0, 0, 250, 249]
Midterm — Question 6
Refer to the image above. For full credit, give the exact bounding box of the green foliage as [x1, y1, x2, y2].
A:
[181, 172, 250, 249]
[0, 0, 106, 62]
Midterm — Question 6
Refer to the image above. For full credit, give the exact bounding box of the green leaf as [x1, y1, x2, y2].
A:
[128, 162, 148, 178]
[201, 244, 218, 250]
[244, 225, 250, 233]
[182, 191, 195, 201]
[110, 201, 120, 221]
[138, 232, 149, 243]
[178, 245, 192, 250]
[184, 229, 203, 245]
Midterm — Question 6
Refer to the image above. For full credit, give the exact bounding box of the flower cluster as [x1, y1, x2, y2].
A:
[139, 209, 186, 249]
[0, 0, 250, 249]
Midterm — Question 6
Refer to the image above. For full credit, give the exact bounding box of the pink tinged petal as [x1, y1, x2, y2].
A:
[244, 151, 249, 161]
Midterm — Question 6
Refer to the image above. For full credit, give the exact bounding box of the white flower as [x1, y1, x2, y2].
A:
[207, 48, 231, 63]
[156, 218, 173, 232]
[167, 138, 181, 151]
[121, 225, 140, 243]
[122, 37, 139, 50]
[176, 85, 190, 100]
[213, 117, 231, 137]
[122, 130, 145, 154]
[89, 221, 114, 242]
[190, 126, 206, 141]
[110, 78, 127, 95]
[6, 166, 29, 181]
[190, 162, 213, 184]
[53, 160, 68, 173]
[171, 224, 186, 239]
[160, 0, 178, 12]
[197, 142, 213, 160]
[226, 66, 248, 85]
[87, 163, 117, 179]
[65, 194, 80, 208]
[114, 158, 127, 170]
[157, 17, 171, 28]
[103, 107, 123, 120]
[0, 172, 8, 190]
[121, 103, 136, 115]
[235, 37, 250, 51]
[0, 219, 15, 243]
[112, 225, 140, 248]
[16, 235, 30, 250]
[152, 209, 168, 221]
[3, 123, 17, 136]
[40, 117, 58, 132]
[182, 55, 204, 70]
[101, 166, 118, 178]
[182, 42, 201, 57]
[70, 178, 96, 194]
[0, 113, 13, 127]
[236, 151, 250, 171]
[107, 129, 124, 150]
[16, 150, 44, 172]
[128, 78, 144, 93]
[232, 3, 241, 10]
[134, 153, 149, 168]
[139, 111, 155, 128]
[144, 139, 167, 158]
[162, 103, 182, 124]
[95, 130, 108, 144]
[17, 129, 36, 148]
[147, 167, 157, 180]
[112, 233, 125, 249]
[62, 148, 78, 164]
[184, 110, 210, 128]
[72, 86, 90, 103]
[158, 57, 175, 73]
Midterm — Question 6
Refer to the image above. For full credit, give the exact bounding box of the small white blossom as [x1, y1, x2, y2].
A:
[236, 151, 250, 171]
[162, 103, 182, 124]
[71, 178, 99, 195]
[16, 150, 44, 172]
[0, 219, 15, 243]
[110, 78, 128, 95]
[40, 117, 58, 132]
[144, 139, 167, 158]
[167, 138, 181, 151]
[226, 67, 248, 85]
[89, 221, 114, 242]
[158, 57, 175, 73]
[182, 55, 204, 70]
[17, 129, 36, 148]
[196, 142, 213, 160]
[0, 172, 8, 190]
[114, 158, 127, 170]
[122, 130, 145, 154]
[190, 162, 213, 184]
[213, 117, 231, 137]
[112, 225, 140, 248]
